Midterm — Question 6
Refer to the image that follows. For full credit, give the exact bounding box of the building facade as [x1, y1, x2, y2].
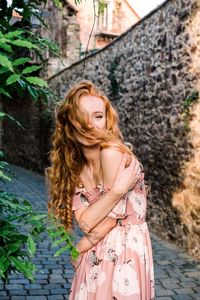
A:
[72, 0, 140, 55]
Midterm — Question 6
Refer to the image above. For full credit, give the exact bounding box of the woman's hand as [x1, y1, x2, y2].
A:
[112, 154, 141, 197]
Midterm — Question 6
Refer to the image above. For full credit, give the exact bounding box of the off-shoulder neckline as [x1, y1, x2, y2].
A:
[77, 177, 104, 194]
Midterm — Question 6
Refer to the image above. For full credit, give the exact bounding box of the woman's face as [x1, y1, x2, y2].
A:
[75, 94, 106, 146]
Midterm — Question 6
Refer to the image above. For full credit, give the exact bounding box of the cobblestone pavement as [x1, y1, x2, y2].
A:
[0, 164, 200, 300]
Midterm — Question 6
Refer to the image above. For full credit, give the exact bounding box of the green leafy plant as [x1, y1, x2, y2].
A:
[0, 0, 81, 283]
[0, 0, 63, 104]
[0, 158, 79, 282]
[47, 219, 79, 260]
[0, 27, 58, 104]
[0, 189, 47, 281]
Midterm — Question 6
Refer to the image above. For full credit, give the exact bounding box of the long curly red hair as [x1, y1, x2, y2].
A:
[45, 80, 146, 233]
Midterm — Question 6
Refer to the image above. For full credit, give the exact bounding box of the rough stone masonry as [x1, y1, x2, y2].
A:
[2, 0, 200, 260]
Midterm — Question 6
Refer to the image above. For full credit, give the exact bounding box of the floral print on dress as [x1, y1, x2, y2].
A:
[86, 265, 106, 293]
[103, 226, 126, 259]
[112, 260, 140, 296]
[106, 248, 118, 265]
[69, 169, 155, 300]
[125, 224, 146, 256]
[74, 282, 87, 300]
[107, 194, 127, 219]
[72, 190, 90, 211]
[127, 190, 146, 220]
[88, 250, 103, 267]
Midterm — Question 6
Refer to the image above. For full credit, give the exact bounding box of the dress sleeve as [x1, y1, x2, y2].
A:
[107, 194, 127, 219]
[72, 189, 90, 211]
[101, 186, 127, 219]
[106, 171, 146, 219]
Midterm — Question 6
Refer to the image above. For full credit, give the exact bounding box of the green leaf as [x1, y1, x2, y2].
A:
[0, 87, 12, 98]
[18, 79, 27, 90]
[13, 57, 31, 66]
[0, 43, 12, 53]
[47, 228, 65, 238]
[30, 214, 47, 221]
[0, 223, 20, 238]
[0, 112, 24, 129]
[22, 199, 32, 208]
[27, 85, 38, 101]
[10, 257, 25, 272]
[0, 37, 9, 44]
[0, 170, 12, 181]
[0, 160, 9, 168]
[52, 0, 63, 8]
[71, 247, 79, 260]
[25, 76, 48, 87]
[8, 39, 39, 50]
[0, 111, 7, 120]
[0, 252, 7, 268]
[0, 150, 4, 158]
[22, 65, 41, 74]
[5, 30, 23, 39]
[6, 241, 22, 255]
[27, 236, 36, 256]
[98, 0, 106, 15]
[52, 236, 67, 247]
[53, 244, 71, 257]
[10, 257, 35, 281]
[0, 54, 13, 72]
[6, 74, 21, 85]
[0, 253, 10, 278]
[0, 67, 10, 74]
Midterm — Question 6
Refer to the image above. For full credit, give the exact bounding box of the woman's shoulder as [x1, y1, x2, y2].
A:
[100, 143, 123, 187]
[100, 143, 123, 162]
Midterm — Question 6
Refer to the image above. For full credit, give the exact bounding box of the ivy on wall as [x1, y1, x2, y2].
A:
[108, 55, 123, 100]
[183, 91, 199, 130]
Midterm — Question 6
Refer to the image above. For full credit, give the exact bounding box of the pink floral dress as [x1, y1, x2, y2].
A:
[69, 171, 155, 300]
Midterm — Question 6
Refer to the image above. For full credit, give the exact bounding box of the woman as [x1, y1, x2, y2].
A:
[46, 80, 155, 299]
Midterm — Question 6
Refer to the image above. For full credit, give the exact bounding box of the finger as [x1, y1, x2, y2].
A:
[118, 154, 128, 173]
[130, 161, 141, 180]
[130, 173, 141, 189]
[127, 156, 138, 170]
[133, 159, 141, 173]
[133, 166, 141, 180]
[134, 162, 141, 175]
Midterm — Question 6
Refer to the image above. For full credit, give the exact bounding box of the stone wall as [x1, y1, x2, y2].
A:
[47, 0, 200, 259]
[2, 0, 200, 259]
[2, 96, 53, 172]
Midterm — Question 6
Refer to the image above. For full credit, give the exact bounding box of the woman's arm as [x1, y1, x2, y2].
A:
[75, 217, 117, 254]
[75, 148, 122, 253]
[74, 154, 141, 234]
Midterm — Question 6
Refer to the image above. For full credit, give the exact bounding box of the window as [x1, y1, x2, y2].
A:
[97, 1, 108, 30]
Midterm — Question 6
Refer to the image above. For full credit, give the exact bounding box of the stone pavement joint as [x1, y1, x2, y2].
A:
[0, 165, 200, 299]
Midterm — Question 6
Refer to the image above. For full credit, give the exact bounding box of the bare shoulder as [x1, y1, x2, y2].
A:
[100, 142, 123, 160]
[100, 143, 124, 188]
[100, 147, 123, 161]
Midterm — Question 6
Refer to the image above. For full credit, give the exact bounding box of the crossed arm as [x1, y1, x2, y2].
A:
[74, 148, 124, 254]
[75, 216, 117, 254]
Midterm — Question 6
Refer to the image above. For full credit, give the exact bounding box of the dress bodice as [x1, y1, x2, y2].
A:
[72, 171, 147, 223]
